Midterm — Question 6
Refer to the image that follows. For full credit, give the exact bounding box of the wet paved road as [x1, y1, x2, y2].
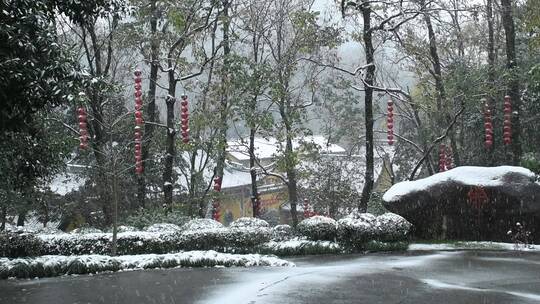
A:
[1, 250, 540, 304]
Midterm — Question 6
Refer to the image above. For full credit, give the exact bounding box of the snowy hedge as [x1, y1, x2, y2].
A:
[0, 232, 42, 258]
[337, 212, 412, 247]
[182, 218, 223, 231]
[376, 213, 412, 242]
[0, 251, 294, 279]
[179, 227, 271, 252]
[229, 217, 269, 229]
[337, 212, 379, 244]
[297, 216, 338, 241]
[70, 227, 103, 234]
[258, 239, 341, 256]
[144, 223, 182, 233]
[38, 232, 182, 256]
[271, 225, 295, 241]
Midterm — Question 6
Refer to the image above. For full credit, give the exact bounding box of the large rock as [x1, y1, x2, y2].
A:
[382, 166, 540, 242]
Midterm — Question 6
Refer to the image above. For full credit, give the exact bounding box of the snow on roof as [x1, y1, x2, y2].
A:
[174, 151, 256, 190]
[227, 137, 280, 161]
[383, 166, 536, 203]
[227, 136, 346, 161]
[48, 172, 86, 196]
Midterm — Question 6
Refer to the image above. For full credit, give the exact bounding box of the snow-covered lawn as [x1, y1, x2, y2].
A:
[0, 250, 294, 279]
[409, 242, 540, 251]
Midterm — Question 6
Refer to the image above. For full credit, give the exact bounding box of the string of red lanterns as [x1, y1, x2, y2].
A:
[387, 100, 394, 145]
[212, 176, 222, 221]
[134, 69, 144, 175]
[445, 145, 453, 170]
[303, 198, 316, 218]
[503, 95, 512, 145]
[78, 107, 88, 149]
[484, 101, 493, 149]
[439, 144, 447, 172]
[180, 95, 189, 144]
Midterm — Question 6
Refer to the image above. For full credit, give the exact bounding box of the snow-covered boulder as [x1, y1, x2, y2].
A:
[182, 219, 224, 231]
[383, 166, 540, 241]
[229, 217, 269, 229]
[144, 223, 182, 233]
[297, 216, 338, 241]
[271, 224, 295, 241]
[337, 212, 378, 245]
[376, 213, 412, 242]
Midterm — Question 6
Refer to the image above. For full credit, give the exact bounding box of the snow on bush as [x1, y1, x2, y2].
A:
[226, 227, 271, 248]
[297, 216, 338, 241]
[116, 225, 138, 233]
[271, 225, 295, 241]
[70, 227, 103, 234]
[337, 212, 379, 245]
[38, 231, 182, 255]
[144, 223, 182, 233]
[337, 212, 412, 246]
[36, 226, 63, 234]
[0, 232, 42, 258]
[259, 238, 341, 256]
[0, 251, 294, 279]
[179, 226, 271, 251]
[179, 228, 229, 250]
[376, 213, 412, 242]
[182, 218, 224, 231]
[229, 217, 269, 229]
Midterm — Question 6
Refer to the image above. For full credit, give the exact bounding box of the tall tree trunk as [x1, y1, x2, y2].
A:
[281, 108, 299, 226]
[500, 0, 521, 165]
[358, 4, 374, 212]
[137, 0, 160, 209]
[89, 97, 113, 224]
[0, 206, 6, 230]
[16, 210, 26, 226]
[423, 4, 461, 167]
[249, 29, 261, 218]
[249, 126, 259, 217]
[163, 69, 177, 207]
[214, 0, 231, 181]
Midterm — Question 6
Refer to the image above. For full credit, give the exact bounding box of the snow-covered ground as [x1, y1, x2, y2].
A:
[409, 241, 540, 252]
[198, 249, 540, 304]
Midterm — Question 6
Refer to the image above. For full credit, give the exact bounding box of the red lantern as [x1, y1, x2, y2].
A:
[439, 144, 447, 172]
[180, 95, 190, 144]
[77, 107, 89, 149]
[502, 95, 512, 145]
[213, 176, 222, 192]
[484, 102, 493, 149]
[445, 146, 453, 170]
[387, 99, 395, 145]
[134, 69, 144, 174]
[212, 200, 221, 221]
